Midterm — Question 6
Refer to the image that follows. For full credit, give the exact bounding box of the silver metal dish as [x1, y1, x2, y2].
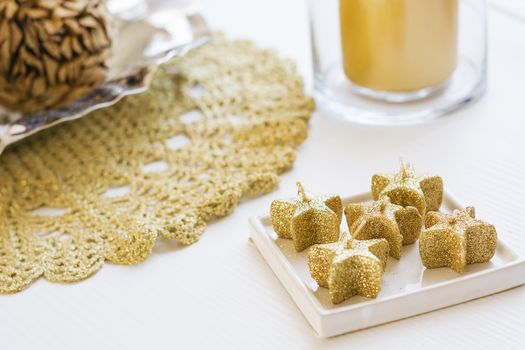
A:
[0, 1, 211, 154]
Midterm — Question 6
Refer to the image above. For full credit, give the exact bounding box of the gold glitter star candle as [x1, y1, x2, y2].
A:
[270, 182, 342, 252]
[419, 206, 497, 273]
[345, 196, 422, 259]
[372, 161, 443, 215]
[308, 232, 389, 304]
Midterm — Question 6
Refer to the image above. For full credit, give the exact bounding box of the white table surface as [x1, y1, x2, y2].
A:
[2, 0, 525, 349]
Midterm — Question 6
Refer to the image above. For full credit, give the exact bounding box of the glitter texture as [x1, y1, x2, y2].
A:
[419, 207, 497, 273]
[270, 183, 342, 252]
[0, 39, 314, 293]
[308, 232, 389, 304]
[345, 196, 422, 259]
[372, 161, 443, 215]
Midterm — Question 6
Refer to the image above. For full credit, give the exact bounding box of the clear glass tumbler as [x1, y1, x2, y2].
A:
[310, 0, 487, 125]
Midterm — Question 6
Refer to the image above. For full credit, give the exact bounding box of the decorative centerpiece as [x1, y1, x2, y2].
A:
[0, 0, 113, 113]
[267, 162, 500, 305]
[253, 162, 519, 336]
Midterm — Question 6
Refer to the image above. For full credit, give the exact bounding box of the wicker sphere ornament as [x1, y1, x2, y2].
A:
[0, 0, 113, 113]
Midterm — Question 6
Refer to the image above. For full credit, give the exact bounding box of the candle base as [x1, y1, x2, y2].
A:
[314, 56, 485, 125]
[348, 81, 449, 103]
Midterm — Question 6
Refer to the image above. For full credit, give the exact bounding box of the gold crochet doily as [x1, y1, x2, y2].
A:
[0, 39, 313, 293]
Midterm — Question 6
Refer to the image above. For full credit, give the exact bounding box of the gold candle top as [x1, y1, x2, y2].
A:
[340, 0, 458, 92]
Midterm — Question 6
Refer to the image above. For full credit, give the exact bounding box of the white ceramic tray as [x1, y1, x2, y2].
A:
[249, 191, 525, 337]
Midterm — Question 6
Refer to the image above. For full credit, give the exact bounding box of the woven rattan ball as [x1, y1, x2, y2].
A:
[0, 0, 113, 114]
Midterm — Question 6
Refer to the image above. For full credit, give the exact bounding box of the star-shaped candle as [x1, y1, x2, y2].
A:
[345, 196, 422, 259]
[372, 161, 443, 215]
[308, 233, 389, 304]
[270, 182, 343, 252]
[419, 207, 497, 273]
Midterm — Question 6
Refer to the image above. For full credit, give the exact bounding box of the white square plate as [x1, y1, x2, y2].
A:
[249, 191, 525, 337]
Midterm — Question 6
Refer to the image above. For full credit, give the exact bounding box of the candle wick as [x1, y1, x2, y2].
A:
[296, 182, 308, 202]
[399, 159, 412, 180]
[465, 206, 475, 218]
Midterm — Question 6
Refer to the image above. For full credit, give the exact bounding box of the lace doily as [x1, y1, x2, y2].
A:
[0, 39, 313, 293]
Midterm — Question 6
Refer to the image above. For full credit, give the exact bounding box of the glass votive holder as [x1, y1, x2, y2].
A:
[310, 0, 487, 125]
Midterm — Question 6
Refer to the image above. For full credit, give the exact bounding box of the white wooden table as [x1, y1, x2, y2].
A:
[2, 0, 525, 348]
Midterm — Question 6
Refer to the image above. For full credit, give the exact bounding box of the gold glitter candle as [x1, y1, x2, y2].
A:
[270, 182, 342, 252]
[419, 206, 497, 273]
[345, 196, 422, 259]
[372, 161, 443, 215]
[308, 232, 389, 304]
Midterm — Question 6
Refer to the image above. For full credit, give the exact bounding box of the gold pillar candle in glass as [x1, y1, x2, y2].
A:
[340, 0, 459, 93]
